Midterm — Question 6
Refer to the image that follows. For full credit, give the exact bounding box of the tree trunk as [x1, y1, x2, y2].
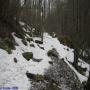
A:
[41, 32, 43, 43]
[86, 71, 90, 90]
[73, 48, 79, 68]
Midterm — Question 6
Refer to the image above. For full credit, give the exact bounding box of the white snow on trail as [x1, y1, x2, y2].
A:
[0, 27, 89, 90]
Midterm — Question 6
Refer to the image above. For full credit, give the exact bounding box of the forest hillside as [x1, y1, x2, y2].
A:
[0, 0, 90, 90]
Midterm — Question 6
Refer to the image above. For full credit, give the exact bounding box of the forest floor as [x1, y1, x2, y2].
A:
[0, 22, 89, 90]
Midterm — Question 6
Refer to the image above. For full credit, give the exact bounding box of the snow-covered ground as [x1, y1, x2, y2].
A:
[0, 33, 52, 90]
[0, 23, 89, 90]
[43, 33, 89, 82]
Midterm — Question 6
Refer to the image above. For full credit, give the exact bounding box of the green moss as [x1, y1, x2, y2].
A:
[4, 38, 15, 50]
[35, 74, 44, 82]
[22, 39, 27, 46]
[0, 42, 12, 54]
[0, 37, 15, 54]
[22, 52, 33, 61]
[6, 47, 12, 54]
[47, 83, 60, 90]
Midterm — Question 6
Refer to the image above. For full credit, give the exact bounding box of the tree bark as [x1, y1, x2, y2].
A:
[73, 47, 79, 68]
[86, 71, 90, 90]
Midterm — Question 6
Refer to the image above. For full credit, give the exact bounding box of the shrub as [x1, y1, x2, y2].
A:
[46, 83, 60, 90]
[6, 47, 12, 54]
[0, 38, 14, 54]
[35, 40, 43, 44]
[22, 39, 27, 46]
[47, 48, 58, 58]
[35, 74, 44, 82]
[22, 52, 33, 61]
[0, 45, 12, 54]
[4, 37, 15, 50]
[26, 72, 44, 82]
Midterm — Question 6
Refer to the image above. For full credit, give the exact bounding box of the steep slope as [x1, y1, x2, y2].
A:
[0, 22, 89, 90]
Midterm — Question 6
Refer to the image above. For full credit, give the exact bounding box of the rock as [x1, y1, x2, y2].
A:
[40, 47, 44, 50]
[26, 72, 35, 80]
[49, 61, 53, 65]
[67, 48, 69, 51]
[37, 44, 44, 50]
[35, 40, 43, 44]
[22, 39, 27, 46]
[32, 58, 42, 62]
[14, 58, 18, 63]
[27, 38, 33, 42]
[22, 52, 33, 61]
[30, 44, 35, 47]
[61, 58, 64, 61]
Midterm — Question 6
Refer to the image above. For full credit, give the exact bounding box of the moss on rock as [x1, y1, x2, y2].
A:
[22, 52, 33, 61]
